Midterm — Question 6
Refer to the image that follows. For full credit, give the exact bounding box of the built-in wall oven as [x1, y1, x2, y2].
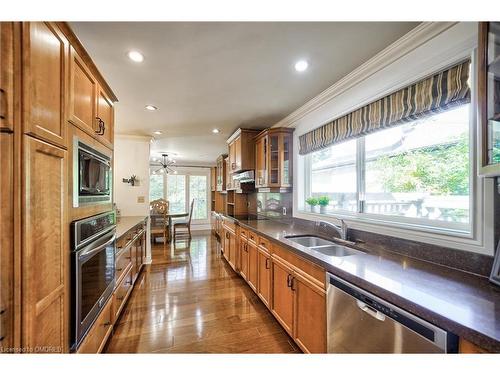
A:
[71, 211, 116, 350]
[73, 137, 112, 207]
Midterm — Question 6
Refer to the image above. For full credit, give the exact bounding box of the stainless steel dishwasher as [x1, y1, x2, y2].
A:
[327, 273, 458, 353]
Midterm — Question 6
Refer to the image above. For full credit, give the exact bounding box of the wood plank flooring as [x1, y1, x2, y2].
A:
[104, 231, 299, 353]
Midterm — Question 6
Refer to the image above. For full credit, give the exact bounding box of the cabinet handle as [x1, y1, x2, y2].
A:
[116, 296, 125, 301]
[287, 274, 293, 288]
[95, 117, 105, 135]
[103, 321, 112, 327]
[231, 162, 236, 170]
[265, 258, 270, 269]
[290, 277, 296, 291]
[0, 88, 7, 120]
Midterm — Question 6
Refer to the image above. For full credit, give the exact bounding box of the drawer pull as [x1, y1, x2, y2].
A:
[287, 274, 293, 288]
[0, 336, 4, 342]
[265, 258, 270, 269]
[0, 88, 7, 120]
[103, 321, 112, 327]
[116, 268, 123, 272]
[290, 277, 296, 291]
[116, 296, 125, 301]
[0, 309, 5, 315]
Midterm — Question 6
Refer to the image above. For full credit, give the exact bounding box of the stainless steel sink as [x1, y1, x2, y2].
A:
[309, 245, 361, 257]
[284, 235, 362, 257]
[285, 235, 333, 247]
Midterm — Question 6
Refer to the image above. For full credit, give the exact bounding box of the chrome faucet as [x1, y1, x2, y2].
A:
[315, 219, 348, 241]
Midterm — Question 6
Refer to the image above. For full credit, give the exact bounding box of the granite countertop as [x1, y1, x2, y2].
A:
[116, 215, 148, 239]
[224, 216, 500, 352]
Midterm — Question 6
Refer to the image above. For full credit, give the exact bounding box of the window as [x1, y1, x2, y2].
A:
[149, 168, 210, 223]
[304, 104, 472, 232]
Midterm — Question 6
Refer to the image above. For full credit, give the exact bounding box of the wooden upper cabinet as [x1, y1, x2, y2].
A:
[255, 128, 293, 189]
[22, 136, 68, 352]
[225, 156, 233, 191]
[69, 46, 114, 149]
[96, 86, 114, 148]
[271, 257, 294, 335]
[22, 22, 69, 149]
[292, 272, 326, 353]
[0, 22, 15, 132]
[216, 154, 227, 191]
[68, 46, 97, 134]
[227, 129, 260, 173]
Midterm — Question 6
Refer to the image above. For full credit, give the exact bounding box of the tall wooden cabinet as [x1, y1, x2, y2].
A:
[0, 21, 117, 353]
[226, 128, 260, 173]
[255, 128, 294, 189]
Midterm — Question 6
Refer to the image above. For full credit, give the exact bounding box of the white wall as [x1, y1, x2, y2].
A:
[275, 22, 495, 255]
[113, 135, 152, 261]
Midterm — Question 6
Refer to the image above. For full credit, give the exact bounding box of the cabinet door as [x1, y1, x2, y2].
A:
[228, 140, 236, 172]
[281, 133, 292, 187]
[0, 133, 14, 350]
[225, 158, 232, 190]
[268, 133, 280, 186]
[228, 231, 237, 270]
[96, 86, 114, 148]
[234, 136, 242, 172]
[292, 272, 326, 353]
[247, 240, 258, 291]
[0, 22, 15, 131]
[23, 136, 67, 352]
[22, 22, 68, 148]
[68, 46, 98, 135]
[271, 257, 294, 335]
[257, 249, 271, 308]
[239, 240, 248, 280]
[255, 136, 267, 187]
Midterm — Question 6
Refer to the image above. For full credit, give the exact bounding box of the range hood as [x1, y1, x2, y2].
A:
[232, 170, 255, 183]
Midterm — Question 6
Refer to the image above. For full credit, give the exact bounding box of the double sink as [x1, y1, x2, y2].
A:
[284, 235, 362, 258]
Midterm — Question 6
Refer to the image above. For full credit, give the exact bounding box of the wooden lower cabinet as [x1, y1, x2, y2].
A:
[459, 338, 489, 353]
[76, 299, 112, 354]
[270, 257, 294, 335]
[22, 135, 68, 352]
[247, 240, 258, 292]
[112, 265, 133, 324]
[292, 272, 326, 353]
[239, 240, 249, 280]
[223, 227, 237, 270]
[257, 248, 271, 308]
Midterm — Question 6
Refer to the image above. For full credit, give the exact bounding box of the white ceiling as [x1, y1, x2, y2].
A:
[71, 22, 419, 166]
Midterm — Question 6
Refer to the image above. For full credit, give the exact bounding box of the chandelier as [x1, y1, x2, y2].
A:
[151, 154, 177, 174]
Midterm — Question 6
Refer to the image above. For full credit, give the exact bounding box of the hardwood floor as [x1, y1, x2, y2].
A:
[104, 231, 299, 353]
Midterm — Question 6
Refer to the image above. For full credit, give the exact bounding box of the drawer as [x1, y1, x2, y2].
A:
[113, 265, 133, 323]
[271, 243, 326, 289]
[248, 230, 258, 245]
[240, 227, 248, 239]
[77, 298, 113, 353]
[258, 236, 270, 252]
[115, 246, 132, 282]
[222, 218, 236, 232]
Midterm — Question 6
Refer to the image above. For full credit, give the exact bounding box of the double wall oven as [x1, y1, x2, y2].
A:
[71, 211, 116, 350]
[73, 137, 112, 207]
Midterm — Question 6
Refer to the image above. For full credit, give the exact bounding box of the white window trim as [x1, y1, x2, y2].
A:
[150, 166, 211, 225]
[294, 41, 495, 256]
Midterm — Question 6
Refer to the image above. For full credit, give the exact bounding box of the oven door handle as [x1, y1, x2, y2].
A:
[78, 233, 116, 261]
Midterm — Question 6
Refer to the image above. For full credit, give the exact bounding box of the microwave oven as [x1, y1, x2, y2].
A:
[73, 137, 112, 207]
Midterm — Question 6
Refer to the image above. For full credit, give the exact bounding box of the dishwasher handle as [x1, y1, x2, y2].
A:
[356, 300, 386, 321]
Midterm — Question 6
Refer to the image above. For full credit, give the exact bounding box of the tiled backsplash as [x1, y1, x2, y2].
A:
[247, 192, 293, 218]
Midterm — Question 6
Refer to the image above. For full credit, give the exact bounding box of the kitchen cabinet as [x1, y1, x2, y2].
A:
[254, 128, 294, 189]
[222, 224, 237, 270]
[478, 22, 500, 176]
[76, 299, 112, 354]
[459, 338, 490, 353]
[69, 47, 115, 150]
[271, 256, 294, 335]
[225, 156, 234, 191]
[22, 136, 68, 352]
[22, 22, 69, 149]
[239, 228, 249, 280]
[1, 22, 15, 132]
[216, 154, 227, 191]
[292, 271, 326, 353]
[0, 133, 14, 350]
[247, 235, 258, 292]
[112, 265, 133, 324]
[211, 166, 216, 191]
[226, 128, 260, 173]
[257, 246, 271, 308]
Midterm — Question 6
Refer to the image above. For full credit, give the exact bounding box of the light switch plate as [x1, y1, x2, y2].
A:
[137, 196, 145, 203]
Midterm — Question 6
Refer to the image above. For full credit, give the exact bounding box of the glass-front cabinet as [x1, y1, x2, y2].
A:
[254, 128, 294, 188]
[479, 22, 500, 176]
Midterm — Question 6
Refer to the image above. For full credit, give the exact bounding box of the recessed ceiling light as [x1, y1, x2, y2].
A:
[153, 130, 162, 135]
[212, 128, 220, 134]
[294, 60, 309, 72]
[145, 105, 158, 111]
[127, 50, 144, 63]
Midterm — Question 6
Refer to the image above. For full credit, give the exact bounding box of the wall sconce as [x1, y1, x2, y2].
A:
[123, 175, 139, 186]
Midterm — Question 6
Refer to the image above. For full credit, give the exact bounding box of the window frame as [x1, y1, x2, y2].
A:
[302, 61, 478, 239]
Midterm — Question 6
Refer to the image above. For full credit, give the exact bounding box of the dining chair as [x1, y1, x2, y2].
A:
[150, 198, 169, 243]
[173, 199, 195, 241]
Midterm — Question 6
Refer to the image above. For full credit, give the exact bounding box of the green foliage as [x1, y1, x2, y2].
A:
[370, 132, 469, 195]
[305, 197, 319, 206]
[317, 196, 330, 206]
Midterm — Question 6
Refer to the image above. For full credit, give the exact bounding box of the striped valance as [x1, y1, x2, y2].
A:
[299, 60, 471, 155]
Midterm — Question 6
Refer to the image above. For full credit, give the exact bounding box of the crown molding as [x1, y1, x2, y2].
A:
[272, 22, 458, 129]
[115, 133, 153, 142]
